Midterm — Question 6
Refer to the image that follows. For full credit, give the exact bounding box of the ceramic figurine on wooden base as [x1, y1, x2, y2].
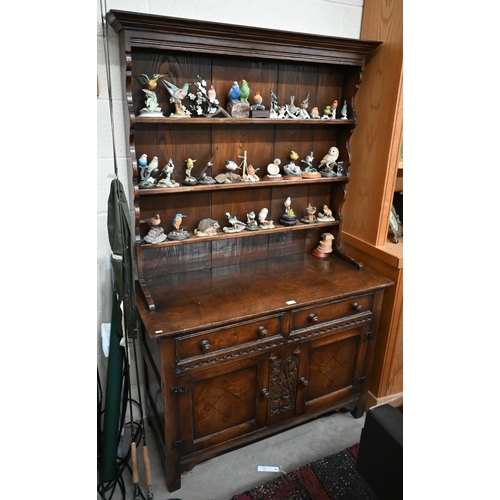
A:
[158, 158, 180, 188]
[258, 208, 274, 229]
[194, 218, 220, 237]
[223, 212, 246, 233]
[183, 158, 198, 186]
[283, 151, 303, 179]
[245, 211, 259, 231]
[300, 204, 317, 224]
[144, 214, 167, 244]
[280, 196, 298, 226]
[317, 204, 336, 222]
[312, 232, 334, 258]
[161, 79, 191, 118]
[250, 90, 269, 117]
[301, 152, 321, 179]
[318, 147, 339, 177]
[198, 147, 219, 185]
[133, 73, 166, 117]
[167, 213, 189, 240]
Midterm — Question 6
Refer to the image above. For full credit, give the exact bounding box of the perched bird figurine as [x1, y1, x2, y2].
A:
[138, 153, 148, 168]
[300, 93, 310, 110]
[225, 160, 241, 171]
[253, 91, 263, 107]
[310, 106, 320, 119]
[331, 100, 339, 119]
[207, 85, 217, 101]
[239, 79, 250, 101]
[146, 156, 159, 176]
[227, 81, 241, 102]
[319, 147, 339, 170]
[145, 214, 161, 226]
[132, 73, 166, 91]
[270, 89, 278, 108]
[341, 100, 348, 119]
[289, 150, 299, 162]
[322, 105, 332, 118]
[162, 80, 190, 102]
[284, 196, 292, 214]
[171, 213, 186, 231]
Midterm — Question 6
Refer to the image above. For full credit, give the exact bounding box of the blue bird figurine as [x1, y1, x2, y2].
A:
[162, 80, 190, 102]
[227, 81, 241, 102]
[172, 213, 186, 231]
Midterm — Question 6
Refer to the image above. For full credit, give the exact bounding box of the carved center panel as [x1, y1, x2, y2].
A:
[268, 355, 298, 416]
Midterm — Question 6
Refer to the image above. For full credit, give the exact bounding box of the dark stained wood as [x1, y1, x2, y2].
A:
[107, 10, 389, 492]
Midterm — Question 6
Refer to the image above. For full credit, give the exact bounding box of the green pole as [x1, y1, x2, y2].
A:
[99, 292, 124, 481]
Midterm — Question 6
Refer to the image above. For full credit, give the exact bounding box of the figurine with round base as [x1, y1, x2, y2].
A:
[318, 147, 339, 177]
[312, 233, 335, 258]
[245, 211, 259, 231]
[264, 158, 283, 181]
[194, 218, 220, 237]
[183, 158, 198, 186]
[139, 155, 159, 188]
[300, 204, 317, 224]
[301, 152, 321, 179]
[317, 204, 336, 222]
[283, 151, 302, 179]
[167, 213, 189, 241]
[258, 208, 274, 229]
[198, 147, 219, 185]
[143, 214, 167, 244]
[280, 197, 298, 226]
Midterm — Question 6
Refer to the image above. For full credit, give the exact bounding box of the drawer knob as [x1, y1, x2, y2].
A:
[257, 326, 268, 338]
[299, 377, 309, 387]
[352, 302, 362, 312]
[261, 389, 270, 398]
[200, 339, 211, 352]
[308, 313, 318, 323]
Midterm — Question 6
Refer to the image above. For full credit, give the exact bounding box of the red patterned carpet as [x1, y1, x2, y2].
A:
[231, 444, 377, 500]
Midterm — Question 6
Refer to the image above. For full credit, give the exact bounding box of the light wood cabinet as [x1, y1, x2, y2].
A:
[341, 0, 403, 407]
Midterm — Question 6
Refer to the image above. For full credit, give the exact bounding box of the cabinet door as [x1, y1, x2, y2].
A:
[176, 354, 268, 456]
[296, 321, 373, 416]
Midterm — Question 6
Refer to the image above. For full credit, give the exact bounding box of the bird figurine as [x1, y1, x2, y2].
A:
[227, 81, 241, 102]
[270, 89, 278, 108]
[340, 100, 348, 119]
[225, 160, 241, 171]
[331, 100, 339, 119]
[162, 80, 190, 102]
[310, 106, 320, 119]
[132, 73, 166, 91]
[146, 156, 159, 176]
[239, 79, 250, 101]
[223, 212, 246, 233]
[145, 214, 161, 226]
[138, 153, 148, 168]
[171, 213, 186, 231]
[284, 196, 292, 215]
[207, 85, 217, 101]
[300, 93, 310, 110]
[289, 150, 299, 162]
[253, 91, 263, 107]
[319, 147, 339, 170]
[322, 105, 332, 119]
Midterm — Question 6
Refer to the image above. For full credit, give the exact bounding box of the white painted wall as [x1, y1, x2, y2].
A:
[96, 0, 365, 408]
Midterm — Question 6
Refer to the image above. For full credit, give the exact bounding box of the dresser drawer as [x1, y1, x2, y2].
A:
[177, 315, 284, 361]
[290, 294, 373, 332]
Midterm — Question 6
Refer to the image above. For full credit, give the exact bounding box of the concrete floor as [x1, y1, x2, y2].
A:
[109, 409, 366, 500]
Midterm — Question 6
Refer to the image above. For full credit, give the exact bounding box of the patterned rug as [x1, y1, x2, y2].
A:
[231, 444, 377, 500]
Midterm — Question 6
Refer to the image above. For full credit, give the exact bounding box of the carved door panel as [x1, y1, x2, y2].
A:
[296, 321, 373, 416]
[177, 355, 268, 455]
[261, 345, 302, 427]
